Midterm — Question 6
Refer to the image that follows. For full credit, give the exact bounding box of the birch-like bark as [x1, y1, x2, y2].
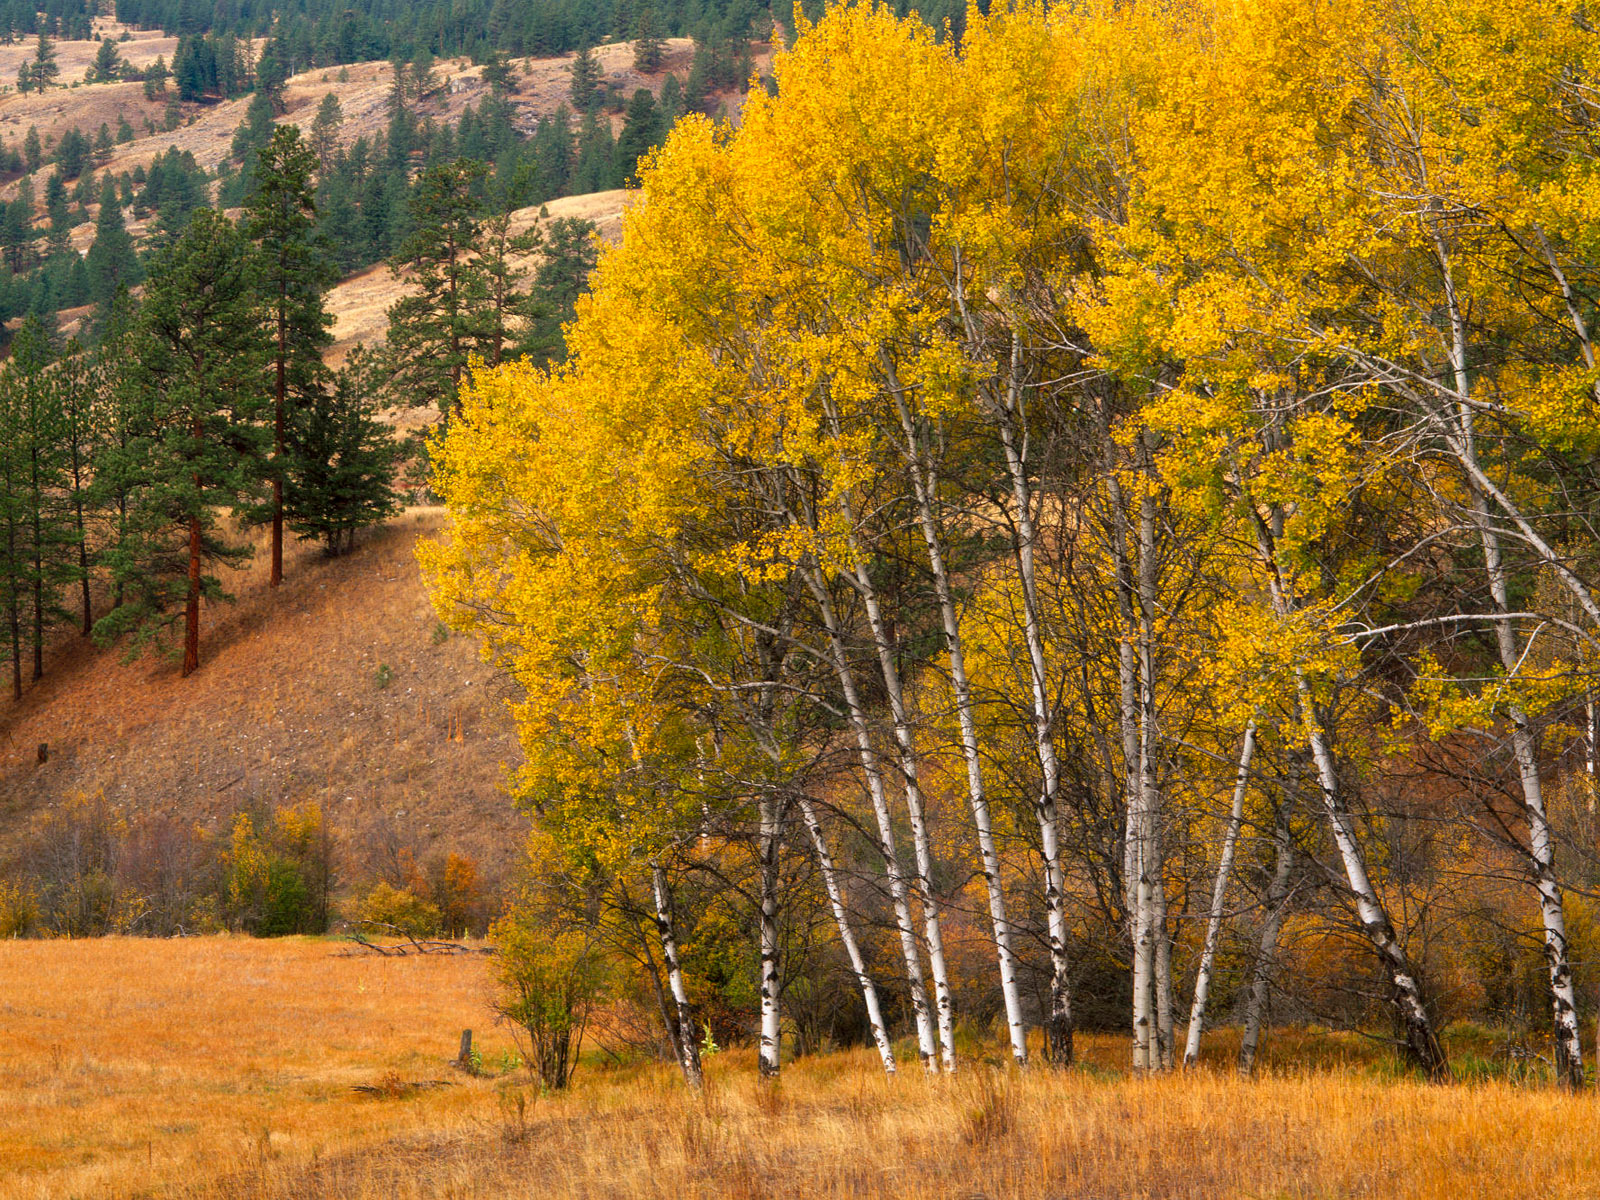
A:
[1138, 489, 1174, 1070]
[889, 381, 1029, 1067]
[996, 401, 1074, 1066]
[1250, 445, 1447, 1078]
[651, 866, 704, 1089]
[1108, 470, 1153, 1072]
[1237, 803, 1294, 1077]
[797, 796, 896, 1075]
[821, 396, 958, 1070]
[1184, 720, 1258, 1068]
[1438, 284, 1586, 1086]
[757, 793, 783, 1078]
[1297, 675, 1448, 1079]
[798, 559, 939, 1070]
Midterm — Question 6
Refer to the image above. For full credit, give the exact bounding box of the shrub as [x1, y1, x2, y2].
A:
[0, 880, 37, 937]
[491, 913, 609, 1090]
[357, 880, 441, 936]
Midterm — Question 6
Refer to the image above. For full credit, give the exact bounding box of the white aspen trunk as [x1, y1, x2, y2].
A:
[1152, 867, 1175, 1070]
[799, 560, 939, 1071]
[1108, 472, 1151, 1072]
[1445, 330, 1586, 1087]
[996, 404, 1073, 1066]
[798, 796, 897, 1075]
[1250, 473, 1447, 1079]
[1237, 804, 1294, 1077]
[842, 523, 959, 1072]
[820, 397, 958, 1071]
[1587, 693, 1598, 782]
[891, 384, 1029, 1067]
[1296, 674, 1448, 1079]
[651, 866, 704, 1089]
[1184, 720, 1258, 1068]
[757, 794, 783, 1078]
[1137, 488, 1173, 1070]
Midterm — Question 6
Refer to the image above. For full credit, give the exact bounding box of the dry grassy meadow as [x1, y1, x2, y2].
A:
[0, 936, 1595, 1200]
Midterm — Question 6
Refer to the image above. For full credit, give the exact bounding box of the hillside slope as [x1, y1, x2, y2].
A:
[0, 510, 529, 874]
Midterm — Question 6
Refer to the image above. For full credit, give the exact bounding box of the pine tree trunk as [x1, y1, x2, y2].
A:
[800, 559, 938, 1071]
[182, 508, 201, 677]
[757, 794, 783, 1078]
[70, 431, 89, 635]
[1185, 720, 1257, 1067]
[270, 298, 286, 587]
[29, 438, 42, 681]
[893, 388, 1027, 1066]
[1238, 801, 1294, 1077]
[650, 866, 703, 1089]
[798, 796, 896, 1075]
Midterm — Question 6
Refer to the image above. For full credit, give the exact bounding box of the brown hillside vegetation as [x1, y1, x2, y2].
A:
[325, 188, 630, 365]
[0, 34, 764, 207]
[0, 511, 526, 874]
[3, 937, 1599, 1200]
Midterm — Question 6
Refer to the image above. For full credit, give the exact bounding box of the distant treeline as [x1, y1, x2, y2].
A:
[0, 794, 500, 939]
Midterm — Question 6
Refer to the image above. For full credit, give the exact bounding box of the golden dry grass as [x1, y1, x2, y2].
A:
[4, 937, 1599, 1200]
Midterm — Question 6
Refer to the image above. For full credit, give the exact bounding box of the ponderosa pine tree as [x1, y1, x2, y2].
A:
[243, 125, 335, 588]
[568, 43, 602, 113]
[94, 210, 268, 677]
[309, 92, 343, 170]
[23, 32, 57, 93]
[9, 319, 76, 685]
[284, 344, 399, 555]
[87, 177, 141, 323]
[382, 158, 490, 417]
[633, 6, 665, 73]
[514, 216, 597, 367]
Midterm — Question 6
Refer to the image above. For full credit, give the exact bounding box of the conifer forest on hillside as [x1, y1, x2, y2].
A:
[7, 2, 1600, 1197]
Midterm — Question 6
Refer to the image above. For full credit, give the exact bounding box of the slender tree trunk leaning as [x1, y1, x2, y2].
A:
[822, 444, 956, 1070]
[798, 795, 896, 1075]
[1238, 799, 1295, 1077]
[900, 414, 1028, 1065]
[997, 404, 1074, 1066]
[1434, 272, 1587, 1086]
[1184, 720, 1257, 1067]
[1297, 676, 1447, 1079]
[650, 866, 703, 1089]
[1252, 490, 1448, 1080]
[757, 793, 783, 1078]
[800, 557, 939, 1071]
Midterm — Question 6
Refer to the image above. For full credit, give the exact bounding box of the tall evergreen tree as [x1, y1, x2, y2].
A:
[87, 177, 141, 319]
[568, 43, 601, 113]
[95, 210, 268, 677]
[382, 158, 490, 417]
[633, 4, 665, 73]
[284, 344, 399, 555]
[514, 216, 598, 366]
[243, 125, 335, 588]
[24, 31, 57, 92]
[614, 88, 665, 185]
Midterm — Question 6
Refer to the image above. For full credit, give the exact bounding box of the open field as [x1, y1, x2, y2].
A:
[3, 937, 1599, 1200]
